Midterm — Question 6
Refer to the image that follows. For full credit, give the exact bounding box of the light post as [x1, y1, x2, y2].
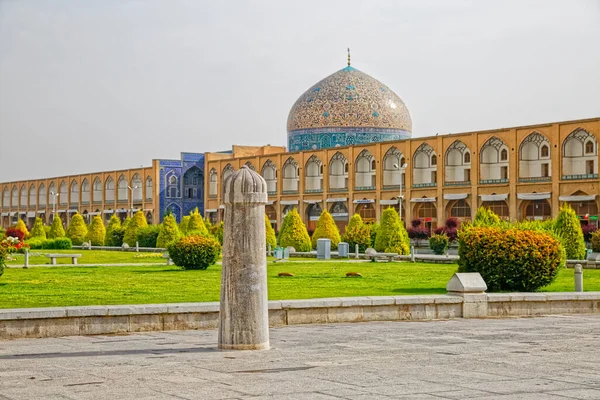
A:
[393, 162, 408, 223]
[127, 186, 138, 218]
[50, 191, 59, 221]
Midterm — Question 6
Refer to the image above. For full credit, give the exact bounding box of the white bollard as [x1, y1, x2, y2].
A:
[355, 244, 359, 259]
[575, 264, 583, 292]
[136, 241, 139, 252]
[24, 248, 29, 269]
[410, 246, 415, 263]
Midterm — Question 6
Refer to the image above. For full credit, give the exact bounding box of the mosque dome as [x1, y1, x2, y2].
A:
[287, 56, 412, 151]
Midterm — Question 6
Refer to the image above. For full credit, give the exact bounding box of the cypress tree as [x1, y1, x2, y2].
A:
[374, 208, 410, 255]
[123, 211, 148, 246]
[555, 203, 586, 260]
[179, 216, 190, 235]
[311, 210, 341, 249]
[187, 207, 208, 235]
[105, 215, 122, 246]
[67, 213, 88, 245]
[156, 213, 181, 248]
[30, 217, 47, 240]
[473, 206, 501, 227]
[265, 214, 277, 250]
[278, 208, 311, 252]
[48, 216, 66, 239]
[86, 215, 106, 246]
[342, 214, 372, 252]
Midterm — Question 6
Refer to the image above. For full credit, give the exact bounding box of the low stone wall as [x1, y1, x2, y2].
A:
[2, 292, 600, 340]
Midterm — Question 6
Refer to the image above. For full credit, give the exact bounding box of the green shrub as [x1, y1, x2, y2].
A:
[66, 213, 88, 245]
[429, 233, 449, 255]
[105, 215, 122, 246]
[86, 215, 106, 246]
[43, 225, 51, 236]
[311, 211, 341, 249]
[0, 245, 6, 277]
[122, 217, 131, 229]
[124, 211, 148, 246]
[591, 230, 600, 252]
[342, 214, 371, 252]
[156, 214, 181, 248]
[187, 208, 208, 235]
[48, 216, 65, 239]
[458, 225, 564, 292]
[368, 222, 380, 247]
[42, 237, 72, 250]
[179, 216, 190, 235]
[473, 206, 501, 227]
[554, 203, 586, 260]
[278, 208, 311, 252]
[30, 217, 46, 240]
[265, 214, 277, 250]
[210, 221, 224, 245]
[185, 229, 208, 237]
[167, 235, 221, 270]
[25, 238, 45, 249]
[14, 219, 29, 239]
[136, 225, 160, 248]
[374, 208, 410, 255]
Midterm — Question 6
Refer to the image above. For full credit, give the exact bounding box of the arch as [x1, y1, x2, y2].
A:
[355, 201, 376, 222]
[413, 143, 436, 186]
[383, 146, 405, 187]
[11, 186, 18, 207]
[282, 204, 297, 217]
[329, 201, 349, 233]
[81, 179, 90, 203]
[305, 155, 323, 192]
[282, 157, 299, 192]
[165, 171, 179, 198]
[480, 201, 509, 220]
[355, 149, 375, 189]
[209, 168, 218, 196]
[145, 176, 153, 200]
[222, 164, 234, 185]
[145, 211, 153, 224]
[562, 128, 597, 178]
[131, 173, 143, 202]
[48, 182, 57, 203]
[414, 201, 437, 230]
[445, 140, 471, 183]
[261, 160, 277, 193]
[448, 199, 471, 220]
[93, 178, 102, 203]
[70, 180, 79, 204]
[464, 152, 471, 164]
[59, 181, 68, 205]
[306, 202, 323, 232]
[165, 202, 182, 222]
[561, 190, 598, 222]
[519, 132, 551, 179]
[445, 140, 469, 166]
[29, 184, 36, 207]
[105, 177, 115, 202]
[480, 136, 509, 182]
[20, 184, 27, 207]
[38, 183, 46, 207]
[117, 175, 128, 202]
[265, 204, 277, 224]
[522, 199, 552, 221]
[183, 166, 203, 200]
[329, 152, 348, 190]
[2, 187, 9, 208]
[244, 161, 256, 171]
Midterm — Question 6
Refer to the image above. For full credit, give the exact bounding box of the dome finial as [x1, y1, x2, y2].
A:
[347, 47, 351, 66]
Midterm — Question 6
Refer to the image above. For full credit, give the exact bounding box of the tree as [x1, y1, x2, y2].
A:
[86, 215, 106, 246]
[105, 215, 123, 246]
[48, 216, 66, 239]
[342, 214, 371, 252]
[473, 206, 501, 227]
[311, 210, 341, 249]
[14, 219, 29, 238]
[407, 219, 430, 247]
[179, 216, 190, 235]
[265, 214, 277, 250]
[156, 213, 181, 248]
[187, 207, 208, 235]
[67, 213, 88, 245]
[374, 208, 410, 255]
[554, 203, 586, 260]
[30, 217, 47, 240]
[123, 210, 148, 246]
[211, 221, 224, 245]
[278, 208, 311, 252]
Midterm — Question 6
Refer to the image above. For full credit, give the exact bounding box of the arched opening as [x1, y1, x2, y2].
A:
[562, 128, 597, 179]
[222, 164, 234, 185]
[306, 202, 322, 233]
[166, 174, 179, 198]
[59, 181, 67, 205]
[305, 155, 323, 192]
[414, 201, 437, 231]
[29, 184, 36, 208]
[329, 201, 349, 233]
[117, 175, 128, 203]
[11, 186, 18, 207]
[48, 183, 57, 208]
[81, 179, 90, 204]
[522, 199, 552, 221]
[480, 201, 509, 220]
[183, 167, 203, 200]
[146, 211, 153, 224]
[70, 180, 79, 205]
[329, 152, 348, 191]
[266, 204, 277, 231]
[209, 169, 218, 196]
[519, 132, 551, 181]
[480, 136, 509, 183]
[445, 140, 471, 184]
[413, 143, 436, 187]
[560, 191, 599, 228]
[262, 160, 277, 194]
[131, 174, 143, 203]
[105, 177, 115, 202]
[20, 185, 27, 207]
[383, 146, 405, 188]
[282, 157, 299, 193]
[38, 184, 46, 207]
[93, 178, 102, 203]
[355, 201, 376, 223]
[447, 199, 471, 221]
[145, 177, 153, 201]
[355, 149, 375, 190]
[2, 188, 8, 209]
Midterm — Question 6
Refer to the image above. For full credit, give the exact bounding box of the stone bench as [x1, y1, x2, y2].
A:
[359, 252, 398, 262]
[45, 254, 82, 265]
[163, 254, 173, 266]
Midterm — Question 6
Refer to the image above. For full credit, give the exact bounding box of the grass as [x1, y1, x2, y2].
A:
[5, 249, 165, 265]
[0, 261, 597, 309]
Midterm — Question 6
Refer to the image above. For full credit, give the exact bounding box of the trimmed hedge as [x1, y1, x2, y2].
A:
[124, 211, 148, 246]
[41, 237, 72, 250]
[473, 206, 501, 226]
[187, 208, 208, 235]
[210, 221, 224, 245]
[48, 216, 65, 239]
[278, 208, 311, 252]
[458, 225, 564, 292]
[136, 225, 160, 248]
[30, 217, 47, 240]
[156, 214, 181, 248]
[342, 214, 371, 252]
[429, 233, 449, 255]
[167, 235, 221, 270]
[86, 215, 106, 246]
[105, 215, 122, 246]
[554, 203, 586, 260]
[265, 214, 277, 250]
[311, 211, 341, 249]
[374, 208, 410, 255]
[592, 230, 600, 252]
[67, 213, 88, 246]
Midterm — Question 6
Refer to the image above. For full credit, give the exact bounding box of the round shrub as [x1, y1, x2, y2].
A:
[5, 228, 25, 242]
[105, 215, 123, 246]
[342, 214, 372, 253]
[30, 217, 47, 240]
[156, 213, 181, 248]
[86, 215, 106, 246]
[167, 235, 221, 270]
[374, 208, 410, 255]
[311, 210, 341, 249]
[48, 216, 65, 239]
[429, 233, 449, 255]
[67, 213, 88, 246]
[458, 226, 564, 292]
[278, 208, 311, 252]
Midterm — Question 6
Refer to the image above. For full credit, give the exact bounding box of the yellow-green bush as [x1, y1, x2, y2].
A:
[187, 208, 208, 235]
[278, 208, 311, 252]
[342, 214, 371, 252]
[14, 219, 29, 238]
[179, 216, 190, 235]
[311, 210, 341, 249]
[30, 217, 46, 240]
[211, 221, 224, 245]
[167, 235, 221, 270]
[473, 206, 501, 227]
[374, 208, 410, 255]
[48, 216, 65, 239]
[156, 213, 181, 248]
[554, 203, 586, 260]
[458, 225, 564, 292]
[429, 233, 449, 255]
[67, 213, 88, 245]
[105, 215, 123, 246]
[265, 214, 277, 250]
[123, 211, 148, 246]
[86, 215, 106, 246]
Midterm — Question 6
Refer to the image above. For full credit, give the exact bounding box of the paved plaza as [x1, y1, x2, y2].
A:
[1, 315, 600, 399]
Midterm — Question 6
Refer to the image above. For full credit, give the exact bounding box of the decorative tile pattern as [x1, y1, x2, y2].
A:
[159, 153, 204, 223]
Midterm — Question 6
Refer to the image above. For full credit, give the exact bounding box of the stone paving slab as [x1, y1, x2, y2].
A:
[2, 315, 600, 399]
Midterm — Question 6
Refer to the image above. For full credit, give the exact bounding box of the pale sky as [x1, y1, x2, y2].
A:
[1, 0, 599, 182]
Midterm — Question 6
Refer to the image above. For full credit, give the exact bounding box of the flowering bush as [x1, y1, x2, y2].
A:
[1, 236, 29, 253]
[133, 253, 164, 259]
[5, 228, 25, 242]
[582, 224, 597, 243]
[167, 235, 221, 270]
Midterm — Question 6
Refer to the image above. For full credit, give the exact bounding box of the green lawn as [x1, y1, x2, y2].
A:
[6, 249, 165, 265]
[0, 261, 596, 309]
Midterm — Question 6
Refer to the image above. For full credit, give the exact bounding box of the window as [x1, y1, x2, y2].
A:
[464, 152, 471, 163]
[500, 149, 508, 161]
[501, 166, 508, 180]
[587, 160, 594, 175]
[542, 163, 549, 178]
[450, 200, 471, 218]
[170, 187, 177, 198]
[344, 163, 348, 173]
[586, 141, 594, 154]
[371, 160, 376, 170]
[464, 168, 471, 182]
[541, 145, 549, 158]
[431, 154, 437, 166]
[400, 157, 405, 166]
[431, 171, 437, 183]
